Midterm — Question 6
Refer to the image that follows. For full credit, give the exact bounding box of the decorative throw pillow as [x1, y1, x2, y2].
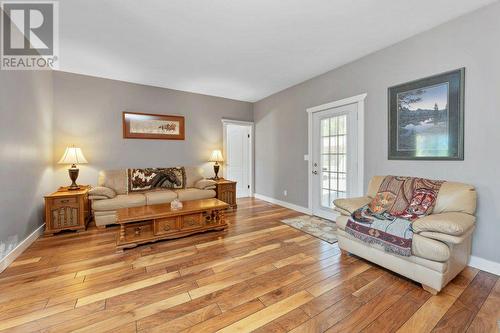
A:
[128, 167, 186, 192]
[369, 176, 444, 220]
[88, 186, 117, 199]
[400, 187, 442, 220]
[368, 191, 396, 214]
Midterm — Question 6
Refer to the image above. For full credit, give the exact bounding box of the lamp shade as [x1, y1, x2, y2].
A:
[58, 147, 88, 165]
[209, 149, 224, 162]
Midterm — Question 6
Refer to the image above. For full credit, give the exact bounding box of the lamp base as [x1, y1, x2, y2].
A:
[68, 166, 80, 190]
[213, 164, 220, 180]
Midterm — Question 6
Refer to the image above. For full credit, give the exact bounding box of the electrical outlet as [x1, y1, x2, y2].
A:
[283, 190, 288, 197]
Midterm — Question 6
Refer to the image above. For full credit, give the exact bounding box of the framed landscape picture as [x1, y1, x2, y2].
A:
[123, 112, 185, 140]
[388, 68, 464, 160]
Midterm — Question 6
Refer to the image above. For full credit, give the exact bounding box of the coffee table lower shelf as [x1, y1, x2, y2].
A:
[115, 199, 229, 251]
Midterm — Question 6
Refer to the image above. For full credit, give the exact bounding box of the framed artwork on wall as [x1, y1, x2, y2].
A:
[123, 112, 185, 140]
[388, 68, 465, 160]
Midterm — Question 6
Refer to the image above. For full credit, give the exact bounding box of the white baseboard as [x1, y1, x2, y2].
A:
[469, 255, 500, 276]
[254, 193, 312, 215]
[0, 224, 45, 273]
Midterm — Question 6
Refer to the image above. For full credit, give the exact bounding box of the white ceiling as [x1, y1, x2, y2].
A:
[58, 0, 496, 102]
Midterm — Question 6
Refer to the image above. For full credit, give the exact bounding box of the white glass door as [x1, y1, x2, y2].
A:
[312, 103, 358, 220]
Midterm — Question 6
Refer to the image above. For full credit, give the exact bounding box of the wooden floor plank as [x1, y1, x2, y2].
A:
[432, 271, 498, 332]
[217, 290, 314, 333]
[467, 278, 500, 333]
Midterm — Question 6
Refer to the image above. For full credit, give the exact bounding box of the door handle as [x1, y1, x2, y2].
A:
[312, 170, 318, 175]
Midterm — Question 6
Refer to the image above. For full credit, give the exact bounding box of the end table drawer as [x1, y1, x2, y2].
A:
[53, 197, 78, 207]
[181, 213, 203, 230]
[154, 217, 178, 235]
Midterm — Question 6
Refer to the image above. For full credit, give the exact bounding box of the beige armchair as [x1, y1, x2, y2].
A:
[333, 176, 477, 294]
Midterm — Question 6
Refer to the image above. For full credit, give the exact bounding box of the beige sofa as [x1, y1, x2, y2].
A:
[90, 167, 216, 227]
[333, 176, 477, 294]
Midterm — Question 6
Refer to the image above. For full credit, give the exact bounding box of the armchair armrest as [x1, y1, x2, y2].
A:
[418, 228, 474, 245]
[333, 196, 371, 216]
[195, 179, 217, 190]
[412, 212, 475, 236]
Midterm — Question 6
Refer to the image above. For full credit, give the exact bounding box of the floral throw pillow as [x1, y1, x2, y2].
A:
[368, 191, 396, 214]
[399, 188, 440, 221]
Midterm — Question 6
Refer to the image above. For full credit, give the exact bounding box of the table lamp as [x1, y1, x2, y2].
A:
[58, 146, 88, 190]
[209, 149, 224, 179]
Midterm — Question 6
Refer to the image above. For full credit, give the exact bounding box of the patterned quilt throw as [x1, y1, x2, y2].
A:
[128, 167, 186, 192]
[345, 176, 444, 256]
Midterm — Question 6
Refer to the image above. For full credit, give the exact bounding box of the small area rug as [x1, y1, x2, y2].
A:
[280, 215, 337, 244]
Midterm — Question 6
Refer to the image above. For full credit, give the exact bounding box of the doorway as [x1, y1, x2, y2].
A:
[222, 119, 253, 198]
[307, 94, 366, 220]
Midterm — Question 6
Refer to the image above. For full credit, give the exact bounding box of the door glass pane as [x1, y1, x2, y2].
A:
[322, 137, 330, 154]
[338, 135, 346, 153]
[321, 154, 330, 172]
[330, 137, 338, 153]
[321, 119, 330, 136]
[338, 116, 347, 135]
[319, 114, 348, 209]
[338, 154, 346, 173]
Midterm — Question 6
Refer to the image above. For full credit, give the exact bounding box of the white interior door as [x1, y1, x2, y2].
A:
[226, 124, 251, 198]
[311, 103, 359, 220]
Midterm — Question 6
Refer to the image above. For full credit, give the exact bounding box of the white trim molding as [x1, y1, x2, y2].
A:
[221, 118, 255, 197]
[469, 255, 500, 276]
[306, 93, 367, 214]
[254, 193, 312, 215]
[0, 224, 45, 273]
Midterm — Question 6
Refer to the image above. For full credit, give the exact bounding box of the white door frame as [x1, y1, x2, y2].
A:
[222, 119, 254, 196]
[306, 93, 366, 213]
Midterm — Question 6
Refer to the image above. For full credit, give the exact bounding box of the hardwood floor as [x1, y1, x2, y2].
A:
[0, 198, 498, 332]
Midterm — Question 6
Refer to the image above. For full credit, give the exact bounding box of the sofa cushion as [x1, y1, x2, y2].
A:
[175, 188, 216, 201]
[336, 215, 450, 261]
[184, 166, 205, 188]
[98, 170, 128, 194]
[412, 212, 475, 236]
[333, 197, 371, 215]
[92, 194, 146, 211]
[144, 190, 178, 205]
[433, 182, 477, 215]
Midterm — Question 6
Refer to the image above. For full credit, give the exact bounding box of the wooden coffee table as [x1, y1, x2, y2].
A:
[115, 198, 229, 251]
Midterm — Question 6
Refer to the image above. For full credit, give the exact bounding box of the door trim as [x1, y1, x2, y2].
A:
[221, 119, 254, 197]
[306, 93, 367, 213]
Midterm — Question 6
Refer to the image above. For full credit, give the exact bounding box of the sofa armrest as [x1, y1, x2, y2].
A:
[195, 179, 217, 190]
[89, 195, 109, 200]
[88, 186, 117, 199]
[333, 196, 371, 215]
[412, 212, 475, 236]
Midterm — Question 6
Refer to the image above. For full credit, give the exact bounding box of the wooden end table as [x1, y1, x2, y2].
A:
[213, 179, 237, 209]
[115, 198, 229, 251]
[44, 186, 91, 236]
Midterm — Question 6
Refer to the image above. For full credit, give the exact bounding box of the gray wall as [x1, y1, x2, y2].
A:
[52, 72, 253, 186]
[0, 70, 54, 260]
[254, 3, 500, 263]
